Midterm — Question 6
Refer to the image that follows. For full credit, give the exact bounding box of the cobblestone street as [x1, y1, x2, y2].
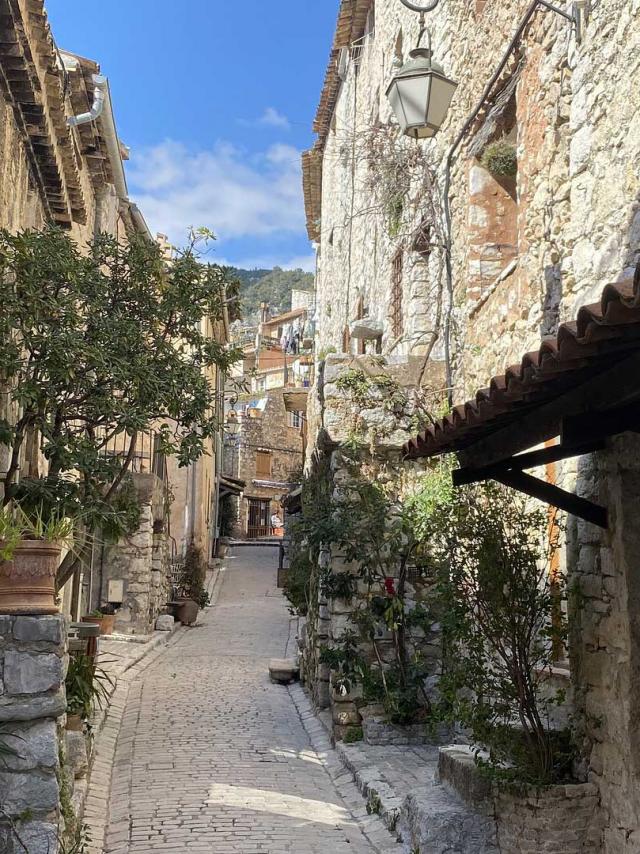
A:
[99, 546, 377, 853]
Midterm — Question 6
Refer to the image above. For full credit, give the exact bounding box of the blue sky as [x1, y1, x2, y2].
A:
[46, 0, 338, 271]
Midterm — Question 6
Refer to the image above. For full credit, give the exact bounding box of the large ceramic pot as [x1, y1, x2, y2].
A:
[175, 598, 199, 626]
[82, 614, 116, 636]
[0, 539, 61, 615]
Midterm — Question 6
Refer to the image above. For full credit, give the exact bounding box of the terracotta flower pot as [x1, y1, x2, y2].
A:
[82, 615, 116, 635]
[0, 539, 61, 615]
[66, 713, 84, 732]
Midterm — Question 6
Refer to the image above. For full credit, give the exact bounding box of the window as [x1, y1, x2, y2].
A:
[365, 4, 375, 42]
[255, 450, 272, 478]
[288, 411, 303, 429]
[390, 250, 403, 339]
[467, 96, 518, 306]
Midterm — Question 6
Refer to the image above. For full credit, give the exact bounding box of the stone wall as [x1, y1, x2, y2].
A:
[0, 615, 67, 854]
[100, 473, 170, 635]
[495, 783, 603, 854]
[233, 389, 303, 538]
[570, 434, 640, 851]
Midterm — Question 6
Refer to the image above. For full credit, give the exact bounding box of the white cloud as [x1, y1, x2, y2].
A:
[128, 139, 304, 245]
[258, 107, 291, 130]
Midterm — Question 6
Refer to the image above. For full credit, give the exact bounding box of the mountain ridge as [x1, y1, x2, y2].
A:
[228, 265, 314, 321]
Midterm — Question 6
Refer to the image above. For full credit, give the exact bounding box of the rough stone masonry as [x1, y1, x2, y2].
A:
[0, 615, 67, 854]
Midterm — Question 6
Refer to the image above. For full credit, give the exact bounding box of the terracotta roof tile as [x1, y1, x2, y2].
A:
[404, 274, 640, 459]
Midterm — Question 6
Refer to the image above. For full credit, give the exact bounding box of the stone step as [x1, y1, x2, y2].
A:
[403, 784, 498, 854]
[269, 657, 300, 684]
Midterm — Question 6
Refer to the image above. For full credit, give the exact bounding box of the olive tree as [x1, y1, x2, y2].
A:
[0, 226, 241, 587]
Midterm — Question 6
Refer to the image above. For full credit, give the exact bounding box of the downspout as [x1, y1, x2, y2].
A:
[67, 74, 106, 127]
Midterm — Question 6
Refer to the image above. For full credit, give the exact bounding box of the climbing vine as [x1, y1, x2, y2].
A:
[312, 460, 452, 726]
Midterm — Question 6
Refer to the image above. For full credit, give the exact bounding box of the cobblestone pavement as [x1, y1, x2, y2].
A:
[101, 546, 377, 854]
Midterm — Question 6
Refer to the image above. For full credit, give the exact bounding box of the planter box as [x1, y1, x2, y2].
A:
[439, 746, 604, 854]
[0, 540, 62, 614]
[496, 783, 602, 853]
[82, 614, 115, 635]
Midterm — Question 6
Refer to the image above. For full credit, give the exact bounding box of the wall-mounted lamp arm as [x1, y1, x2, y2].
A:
[399, 0, 440, 13]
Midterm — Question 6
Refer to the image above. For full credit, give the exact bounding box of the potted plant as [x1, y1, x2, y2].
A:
[82, 604, 117, 636]
[0, 505, 74, 615]
[65, 653, 114, 730]
[173, 542, 209, 626]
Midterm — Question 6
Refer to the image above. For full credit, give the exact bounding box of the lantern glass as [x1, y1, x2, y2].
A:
[386, 49, 457, 139]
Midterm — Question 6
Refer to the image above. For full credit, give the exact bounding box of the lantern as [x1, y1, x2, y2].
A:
[386, 47, 457, 139]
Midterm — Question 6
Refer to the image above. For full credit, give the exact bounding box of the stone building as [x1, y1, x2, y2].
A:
[0, 4, 162, 848]
[0, 0, 156, 614]
[302, 1, 640, 850]
[224, 389, 304, 539]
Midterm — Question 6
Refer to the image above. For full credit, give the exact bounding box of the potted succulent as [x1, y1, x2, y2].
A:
[82, 604, 117, 636]
[65, 653, 114, 730]
[0, 505, 74, 615]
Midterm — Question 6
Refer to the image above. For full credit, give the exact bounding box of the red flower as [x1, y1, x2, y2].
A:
[384, 577, 396, 596]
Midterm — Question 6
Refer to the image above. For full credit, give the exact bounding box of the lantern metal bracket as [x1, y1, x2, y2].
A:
[399, 0, 440, 13]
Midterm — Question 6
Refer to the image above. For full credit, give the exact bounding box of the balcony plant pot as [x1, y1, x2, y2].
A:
[0, 539, 61, 615]
[82, 614, 116, 636]
[175, 598, 199, 626]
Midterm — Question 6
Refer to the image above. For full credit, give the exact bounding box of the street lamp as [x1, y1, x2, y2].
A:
[387, 0, 457, 139]
[225, 411, 240, 439]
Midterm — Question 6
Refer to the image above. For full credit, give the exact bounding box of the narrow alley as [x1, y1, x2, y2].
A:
[98, 547, 377, 854]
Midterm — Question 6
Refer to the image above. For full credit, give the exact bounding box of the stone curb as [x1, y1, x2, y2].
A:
[335, 741, 408, 841]
[82, 627, 189, 854]
[288, 683, 406, 854]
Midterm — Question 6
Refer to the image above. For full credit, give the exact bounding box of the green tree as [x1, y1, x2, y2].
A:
[230, 265, 313, 319]
[425, 483, 570, 784]
[0, 227, 241, 588]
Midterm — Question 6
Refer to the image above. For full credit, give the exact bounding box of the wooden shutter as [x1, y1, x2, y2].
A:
[255, 451, 272, 478]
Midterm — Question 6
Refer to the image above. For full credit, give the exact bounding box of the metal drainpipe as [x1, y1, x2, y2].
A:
[67, 74, 106, 127]
[440, 0, 577, 406]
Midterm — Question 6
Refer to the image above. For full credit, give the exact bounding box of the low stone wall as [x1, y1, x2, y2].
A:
[361, 704, 431, 746]
[439, 746, 605, 854]
[496, 783, 603, 853]
[0, 614, 67, 854]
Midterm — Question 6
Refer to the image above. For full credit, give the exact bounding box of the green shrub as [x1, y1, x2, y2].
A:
[284, 545, 313, 616]
[343, 726, 363, 743]
[426, 483, 571, 785]
[180, 543, 209, 609]
[481, 138, 517, 177]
